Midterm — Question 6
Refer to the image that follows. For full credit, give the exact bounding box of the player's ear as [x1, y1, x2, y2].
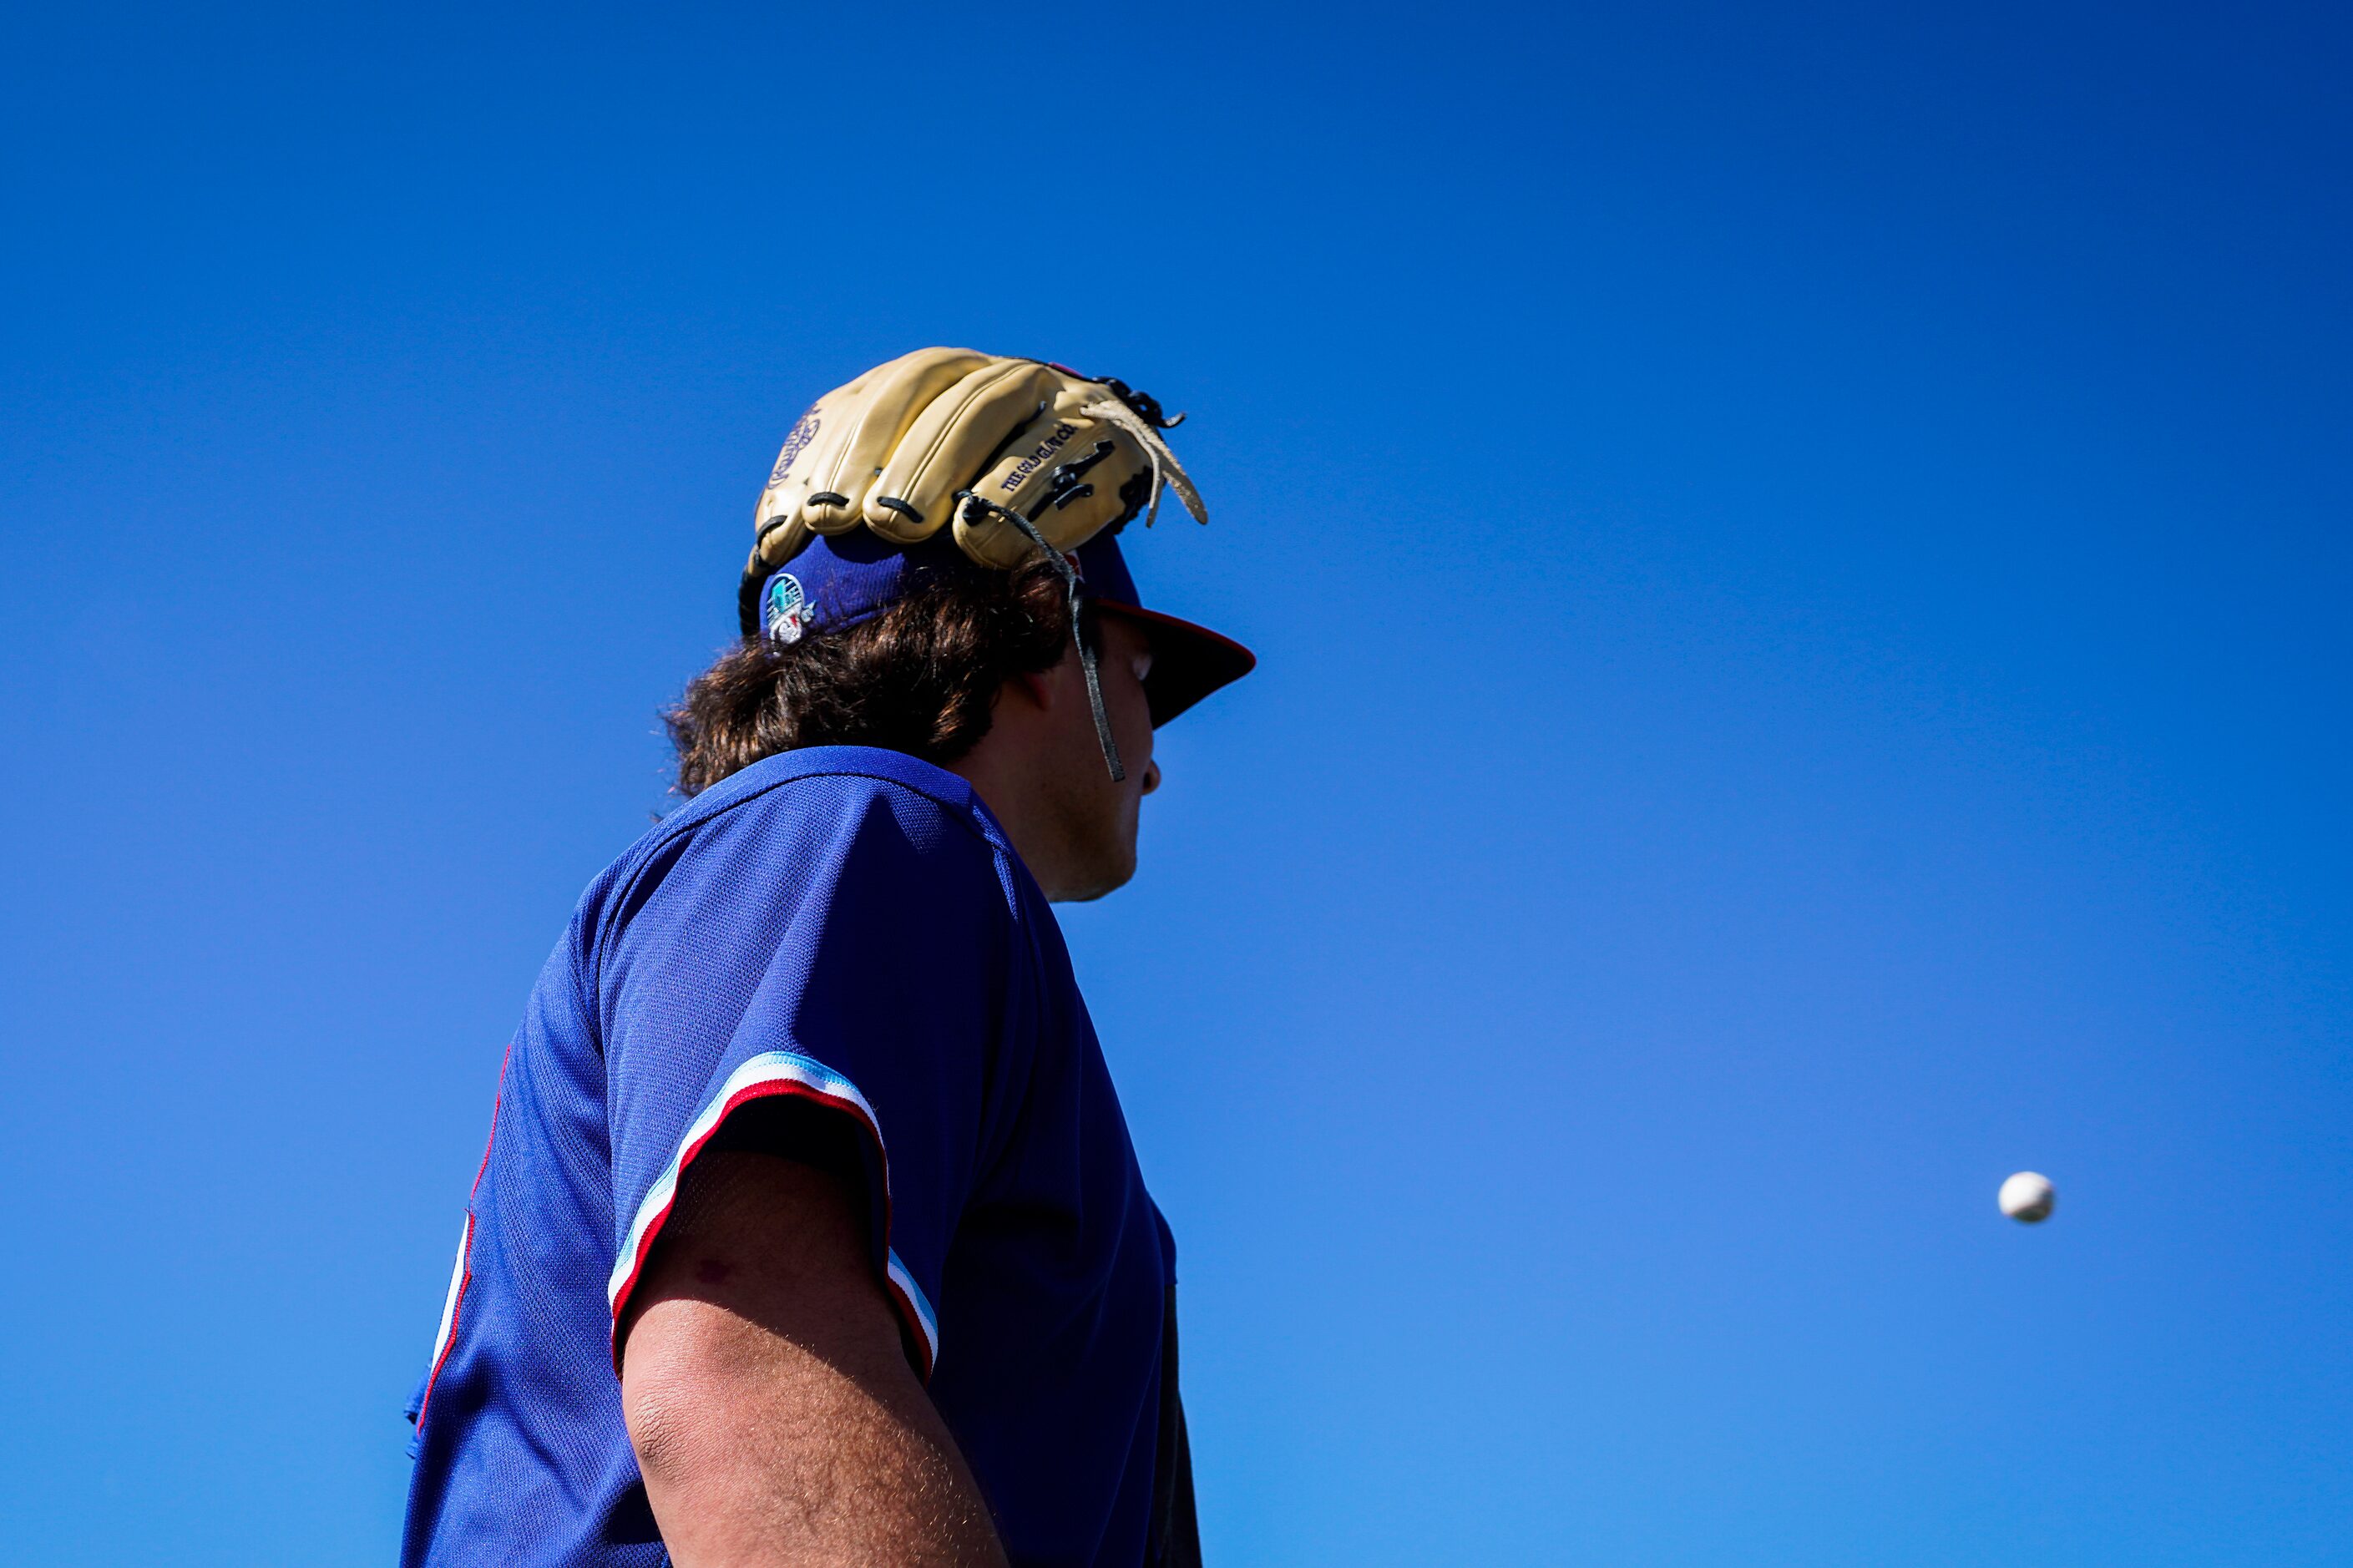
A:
[1006, 665, 1060, 713]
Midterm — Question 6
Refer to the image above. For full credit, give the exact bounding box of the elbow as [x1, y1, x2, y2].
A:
[620, 1326, 712, 1488]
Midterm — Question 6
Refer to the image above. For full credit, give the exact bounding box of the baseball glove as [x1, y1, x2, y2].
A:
[738, 349, 1207, 627]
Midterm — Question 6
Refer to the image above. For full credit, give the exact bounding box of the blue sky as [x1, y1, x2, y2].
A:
[3, 2, 2349, 1562]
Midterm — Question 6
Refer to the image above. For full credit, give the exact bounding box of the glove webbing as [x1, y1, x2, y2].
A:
[956, 491, 1125, 782]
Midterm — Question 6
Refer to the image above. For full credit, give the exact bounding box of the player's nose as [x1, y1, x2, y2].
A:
[1140, 758, 1161, 796]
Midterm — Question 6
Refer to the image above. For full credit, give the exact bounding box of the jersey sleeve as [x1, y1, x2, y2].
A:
[594, 775, 1022, 1379]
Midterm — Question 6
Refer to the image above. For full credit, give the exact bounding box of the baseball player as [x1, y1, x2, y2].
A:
[400, 349, 1254, 1568]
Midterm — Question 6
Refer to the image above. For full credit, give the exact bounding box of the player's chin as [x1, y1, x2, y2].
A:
[1053, 827, 1141, 903]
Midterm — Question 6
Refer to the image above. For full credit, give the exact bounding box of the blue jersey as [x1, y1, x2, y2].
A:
[402, 746, 1196, 1567]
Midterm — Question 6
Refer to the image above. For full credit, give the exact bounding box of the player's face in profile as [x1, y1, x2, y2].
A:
[1038, 612, 1159, 903]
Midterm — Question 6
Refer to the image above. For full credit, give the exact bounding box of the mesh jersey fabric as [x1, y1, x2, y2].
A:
[401, 746, 1188, 1567]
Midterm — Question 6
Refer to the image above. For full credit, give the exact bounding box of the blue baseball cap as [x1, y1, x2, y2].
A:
[754, 529, 1254, 727]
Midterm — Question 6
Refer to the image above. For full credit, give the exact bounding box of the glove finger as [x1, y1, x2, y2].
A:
[753, 511, 816, 571]
[796, 346, 994, 536]
[952, 416, 1156, 569]
[750, 397, 836, 570]
[864, 359, 1060, 544]
[759, 359, 887, 546]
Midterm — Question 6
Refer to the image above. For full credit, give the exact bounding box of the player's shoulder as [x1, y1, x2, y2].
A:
[670, 744, 1000, 857]
[594, 746, 1021, 933]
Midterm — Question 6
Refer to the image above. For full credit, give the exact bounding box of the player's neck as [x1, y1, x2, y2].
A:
[945, 668, 1133, 903]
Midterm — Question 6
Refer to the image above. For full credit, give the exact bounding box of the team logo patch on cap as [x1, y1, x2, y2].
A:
[763, 573, 812, 644]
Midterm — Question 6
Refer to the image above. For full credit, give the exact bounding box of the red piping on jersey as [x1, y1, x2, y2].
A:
[414, 1042, 513, 1435]
[605, 1076, 932, 1381]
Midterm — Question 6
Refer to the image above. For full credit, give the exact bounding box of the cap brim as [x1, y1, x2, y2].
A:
[1097, 602, 1257, 726]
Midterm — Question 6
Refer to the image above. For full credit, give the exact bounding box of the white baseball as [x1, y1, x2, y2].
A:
[1999, 1171, 2056, 1223]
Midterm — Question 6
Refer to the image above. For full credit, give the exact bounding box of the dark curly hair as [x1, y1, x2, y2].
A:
[665, 559, 1072, 797]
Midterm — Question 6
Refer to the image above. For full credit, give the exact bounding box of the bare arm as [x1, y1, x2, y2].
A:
[619, 1151, 1007, 1568]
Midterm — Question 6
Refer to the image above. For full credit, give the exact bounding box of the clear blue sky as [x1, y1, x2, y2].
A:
[4, 3, 2348, 1562]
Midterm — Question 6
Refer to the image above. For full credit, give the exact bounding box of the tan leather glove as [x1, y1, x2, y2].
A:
[741, 348, 1207, 599]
